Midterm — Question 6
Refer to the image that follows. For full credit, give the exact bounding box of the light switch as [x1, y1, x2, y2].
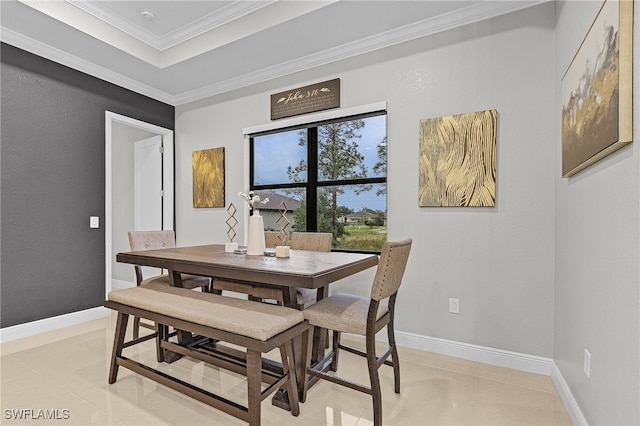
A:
[90, 216, 100, 228]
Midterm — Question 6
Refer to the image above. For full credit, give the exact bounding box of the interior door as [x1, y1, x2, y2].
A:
[134, 135, 163, 230]
[134, 135, 164, 278]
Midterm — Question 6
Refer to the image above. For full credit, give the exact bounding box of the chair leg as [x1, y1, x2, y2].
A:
[156, 323, 168, 363]
[301, 326, 314, 403]
[366, 333, 383, 426]
[387, 323, 401, 393]
[331, 331, 341, 372]
[108, 312, 129, 384]
[132, 316, 141, 339]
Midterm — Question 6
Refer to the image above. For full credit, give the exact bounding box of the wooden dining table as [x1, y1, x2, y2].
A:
[116, 243, 378, 410]
[117, 243, 378, 306]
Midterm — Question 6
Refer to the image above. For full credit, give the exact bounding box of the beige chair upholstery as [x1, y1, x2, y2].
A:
[128, 230, 211, 338]
[290, 232, 332, 307]
[264, 231, 284, 248]
[212, 232, 332, 308]
[301, 239, 412, 426]
[212, 231, 284, 299]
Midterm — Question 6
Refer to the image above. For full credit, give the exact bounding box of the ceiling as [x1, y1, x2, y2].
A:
[1, 0, 547, 106]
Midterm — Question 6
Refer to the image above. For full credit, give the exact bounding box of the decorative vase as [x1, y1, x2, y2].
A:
[246, 209, 266, 255]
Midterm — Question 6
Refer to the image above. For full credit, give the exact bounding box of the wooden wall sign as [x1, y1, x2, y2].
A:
[270, 78, 340, 120]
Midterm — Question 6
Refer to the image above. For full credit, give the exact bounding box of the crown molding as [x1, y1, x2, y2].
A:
[0, 27, 175, 104]
[67, 0, 276, 51]
[3, 1, 550, 106]
[174, 0, 550, 105]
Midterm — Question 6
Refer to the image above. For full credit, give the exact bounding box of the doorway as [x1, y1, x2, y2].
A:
[105, 111, 174, 297]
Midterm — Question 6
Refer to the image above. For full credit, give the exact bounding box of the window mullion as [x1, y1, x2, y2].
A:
[249, 137, 255, 190]
[307, 127, 318, 232]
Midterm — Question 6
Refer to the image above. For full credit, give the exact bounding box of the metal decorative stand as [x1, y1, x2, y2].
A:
[275, 201, 291, 257]
[225, 203, 239, 252]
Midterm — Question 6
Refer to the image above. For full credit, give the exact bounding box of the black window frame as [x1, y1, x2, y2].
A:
[249, 109, 387, 253]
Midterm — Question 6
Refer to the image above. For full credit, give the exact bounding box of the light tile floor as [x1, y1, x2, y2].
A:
[1, 315, 572, 425]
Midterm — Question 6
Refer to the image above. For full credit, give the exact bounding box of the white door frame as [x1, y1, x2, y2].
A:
[105, 111, 174, 298]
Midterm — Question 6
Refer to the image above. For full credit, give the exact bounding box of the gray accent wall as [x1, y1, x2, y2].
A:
[1, 43, 174, 328]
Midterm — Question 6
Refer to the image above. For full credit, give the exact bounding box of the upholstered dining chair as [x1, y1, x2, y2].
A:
[212, 232, 333, 309]
[264, 230, 283, 248]
[301, 238, 412, 426]
[128, 230, 212, 339]
[211, 231, 283, 300]
[289, 232, 332, 308]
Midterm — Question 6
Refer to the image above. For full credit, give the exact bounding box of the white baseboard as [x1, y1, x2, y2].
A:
[0, 307, 110, 343]
[394, 331, 585, 425]
[0, 280, 135, 343]
[550, 361, 589, 426]
[395, 331, 553, 375]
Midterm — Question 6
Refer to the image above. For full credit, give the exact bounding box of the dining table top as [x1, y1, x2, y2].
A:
[116, 243, 379, 290]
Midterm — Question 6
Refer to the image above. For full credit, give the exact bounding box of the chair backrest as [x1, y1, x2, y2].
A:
[290, 232, 332, 252]
[128, 230, 176, 284]
[264, 231, 285, 248]
[128, 230, 176, 251]
[370, 239, 412, 301]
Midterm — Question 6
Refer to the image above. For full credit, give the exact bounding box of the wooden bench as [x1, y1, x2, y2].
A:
[104, 282, 310, 426]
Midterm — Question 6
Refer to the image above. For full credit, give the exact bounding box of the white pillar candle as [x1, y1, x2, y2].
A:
[275, 245, 290, 258]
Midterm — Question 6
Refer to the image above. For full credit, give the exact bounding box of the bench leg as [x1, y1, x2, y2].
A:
[301, 325, 314, 403]
[108, 312, 129, 384]
[246, 350, 262, 426]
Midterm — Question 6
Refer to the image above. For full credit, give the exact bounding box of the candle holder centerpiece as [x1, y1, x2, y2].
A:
[224, 203, 238, 253]
[275, 201, 291, 258]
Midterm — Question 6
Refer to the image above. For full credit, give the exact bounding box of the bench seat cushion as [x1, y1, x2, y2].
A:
[108, 282, 304, 341]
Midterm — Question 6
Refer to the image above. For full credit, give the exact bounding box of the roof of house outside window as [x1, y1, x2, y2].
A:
[253, 190, 301, 212]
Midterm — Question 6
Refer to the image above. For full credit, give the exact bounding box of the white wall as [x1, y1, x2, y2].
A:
[554, 1, 640, 425]
[176, 3, 557, 358]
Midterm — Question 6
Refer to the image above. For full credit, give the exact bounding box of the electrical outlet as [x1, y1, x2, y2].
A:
[449, 298, 459, 314]
[584, 349, 591, 379]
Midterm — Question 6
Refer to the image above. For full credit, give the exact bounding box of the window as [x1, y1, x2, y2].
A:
[250, 110, 386, 252]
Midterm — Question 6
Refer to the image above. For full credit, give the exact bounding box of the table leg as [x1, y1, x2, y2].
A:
[156, 271, 192, 363]
[272, 287, 329, 409]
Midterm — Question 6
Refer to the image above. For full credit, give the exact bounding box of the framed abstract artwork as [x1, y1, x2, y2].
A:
[192, 147, 225, 208]
[561, 0, 633, 177]
[419, 109, 497, 207]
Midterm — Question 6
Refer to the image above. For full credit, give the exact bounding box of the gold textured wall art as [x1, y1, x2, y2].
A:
[192, 147, 225, 208]
[419, 109, 497, 207]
